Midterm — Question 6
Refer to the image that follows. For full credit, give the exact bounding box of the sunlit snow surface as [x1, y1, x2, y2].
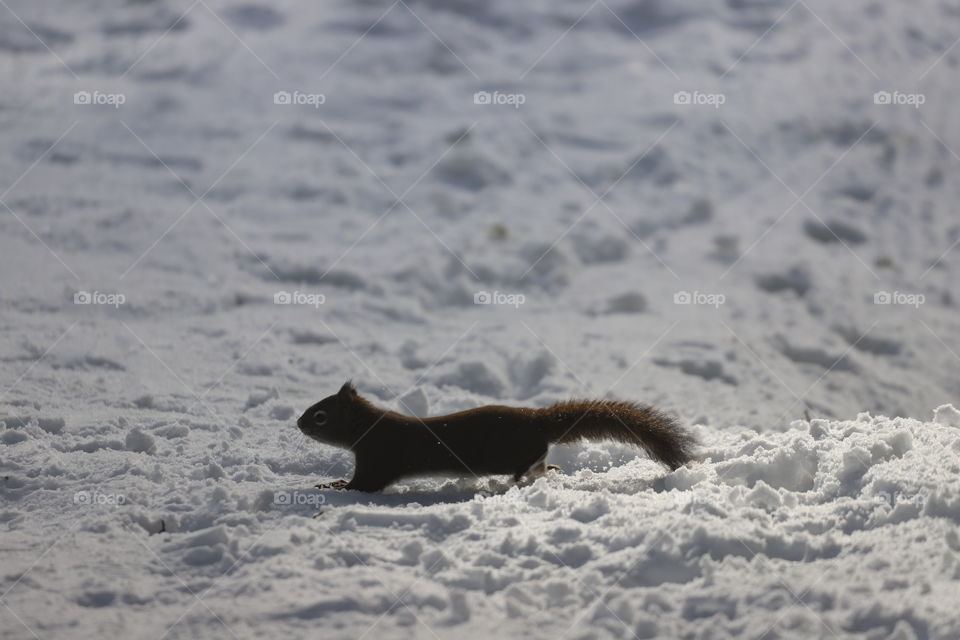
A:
[2, 0, 960, 638]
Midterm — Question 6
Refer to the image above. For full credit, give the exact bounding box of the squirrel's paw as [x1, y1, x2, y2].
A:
[315, 479, 349, 490]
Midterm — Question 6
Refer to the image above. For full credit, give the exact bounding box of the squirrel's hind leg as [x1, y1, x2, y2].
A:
[514, 450, 560, 482]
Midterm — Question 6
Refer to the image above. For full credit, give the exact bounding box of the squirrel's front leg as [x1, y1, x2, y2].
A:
[315, 479, 349, 490]
[345, 467, 395, 492]
[315, 476, 389, 492]
[316, 456, 394, 492]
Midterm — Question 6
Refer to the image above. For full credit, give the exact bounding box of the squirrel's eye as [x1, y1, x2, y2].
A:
[313, 410, 327, 425]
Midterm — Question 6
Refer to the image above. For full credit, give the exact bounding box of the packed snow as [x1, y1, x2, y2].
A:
[2, 0, 960, 638]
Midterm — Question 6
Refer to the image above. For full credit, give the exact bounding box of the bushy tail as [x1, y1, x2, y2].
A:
[540, 399, 698, 470]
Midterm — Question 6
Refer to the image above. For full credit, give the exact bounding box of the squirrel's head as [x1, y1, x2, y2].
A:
[297, 381, 359, 447]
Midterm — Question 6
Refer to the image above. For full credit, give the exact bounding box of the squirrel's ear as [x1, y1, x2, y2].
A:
[338, 381, 357, 400]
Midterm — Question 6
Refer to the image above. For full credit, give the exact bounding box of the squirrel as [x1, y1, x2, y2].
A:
[298, 382, 699, 492]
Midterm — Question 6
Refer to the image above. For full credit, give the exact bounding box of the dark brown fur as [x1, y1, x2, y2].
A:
[298, 382, 699, 492]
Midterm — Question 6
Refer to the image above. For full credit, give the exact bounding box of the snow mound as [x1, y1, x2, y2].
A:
[2, 409, 959, 638]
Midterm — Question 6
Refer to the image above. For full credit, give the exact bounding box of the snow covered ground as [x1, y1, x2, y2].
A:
[2, 0, 960, 637]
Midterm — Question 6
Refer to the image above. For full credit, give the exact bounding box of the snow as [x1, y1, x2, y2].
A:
[5, 409, 960, 638]
[2, 0, 960, 638]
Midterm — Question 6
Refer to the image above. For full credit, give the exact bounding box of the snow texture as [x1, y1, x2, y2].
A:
[2, 0, 960, 638]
